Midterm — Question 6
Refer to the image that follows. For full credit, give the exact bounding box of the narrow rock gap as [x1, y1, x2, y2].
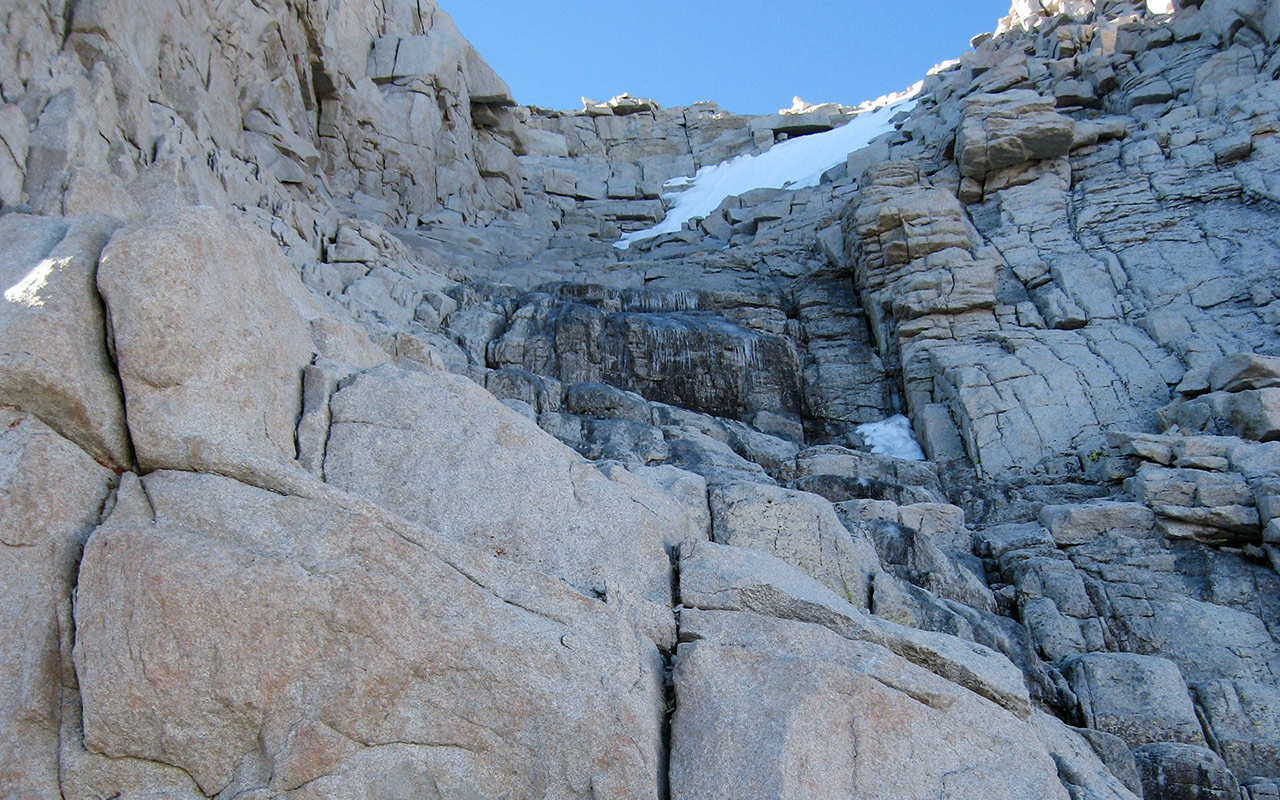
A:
[60, 0, 79, 48]
[661, 541, 683, 800]
[57, 474, 123, 800]
[90, 242, 141, 474]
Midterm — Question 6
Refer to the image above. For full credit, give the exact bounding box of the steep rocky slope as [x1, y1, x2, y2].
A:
[2, 0, 1280, 798]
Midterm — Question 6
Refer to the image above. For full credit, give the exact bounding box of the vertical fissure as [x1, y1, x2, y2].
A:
[661, 542, 682, 800]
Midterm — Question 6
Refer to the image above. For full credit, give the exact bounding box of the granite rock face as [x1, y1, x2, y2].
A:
[0, 410, 115, 799]
[956, 90, 1077, 180]
[97, 207, 316, 483]
[320, 364, 682, 646]
[74, 471, 665, 798]
[0, 214, 131, 468]
[1, 0, 1280, 797]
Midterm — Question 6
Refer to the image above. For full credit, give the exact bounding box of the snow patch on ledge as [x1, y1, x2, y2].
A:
[857, 414, 927, 462]
[615, 85, 920, 249]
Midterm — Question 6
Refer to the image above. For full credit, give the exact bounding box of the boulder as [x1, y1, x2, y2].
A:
[1134, 743, 1242, 800]
[1130, 598, 1280, 685]
[321, 365, 677, 646]
[1197, 0, 1279, 45]
[897, 502, 967, 542]
[576, 418, 669, 464]
[1211, 354, 1280, 393]
[1063, 653, 1206, 748]
[73, 470, 665, 799]
[669, 609, 1071, 800]
[1038, 501, 1157, 546]
[709, 481, 883, 608]
[0, 410, 115, 799]
[791, 445, 945, 500]
[0, 214, 132, 468]
[1230, 389, 1280, 442]
[722, 418, 800, 475]
[1066, 726, 1145, 798]
[486, 367, 563, 413]
[867, 521, 996, 612]
[1245, 778, 1280, 800]
[367, 28, 513, 105]
[678, 538, 1031, 717]
[1127, 464, 1262, 544]
[1032, 716, 1143, 800]
[565, 381, 653, 423]
[956, 90, 1075, 181]
[665, 429, 777, 486]
[1195, 680, 1280, 779]
[96, 208, 314, 483]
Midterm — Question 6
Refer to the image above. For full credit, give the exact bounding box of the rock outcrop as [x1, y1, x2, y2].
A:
[74, 472, 666, 798]
[2, 0, 1280, 797]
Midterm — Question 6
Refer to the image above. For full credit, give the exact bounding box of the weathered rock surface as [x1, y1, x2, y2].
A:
[678, 538, 1031, 717]
[0, 215, 131, 468]
[0, 410, 114, 800]
[1039, 501, 1157, 545]
[957, 90, 1076, 181]
[490, 287, 807, 424]
[321, 365, 680, 645]
[1064, 652, 1207, 747]
[709, 481, 882, 608]
[1212, 354, 1280, 393]
[1135, 742, 1243, 800]
[74, 471, 666, 798]
[97, 207, 315, 482]
[670, 609, 1070, 800]
[1195, 680, 1280, 780]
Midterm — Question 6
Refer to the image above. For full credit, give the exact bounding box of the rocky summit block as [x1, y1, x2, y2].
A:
[96, 207, 315, 482]
[956, 90, 1075, 182]
[73, 470, 666, 799]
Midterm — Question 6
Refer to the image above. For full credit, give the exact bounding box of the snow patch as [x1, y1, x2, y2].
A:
[616, 86, 919, 249]
[857, 414, 927, 462]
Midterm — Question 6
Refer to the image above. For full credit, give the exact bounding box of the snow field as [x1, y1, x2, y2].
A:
[617, 88, 918, 249]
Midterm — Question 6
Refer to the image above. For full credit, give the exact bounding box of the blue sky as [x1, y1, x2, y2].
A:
[446, 1, 1012, 115]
